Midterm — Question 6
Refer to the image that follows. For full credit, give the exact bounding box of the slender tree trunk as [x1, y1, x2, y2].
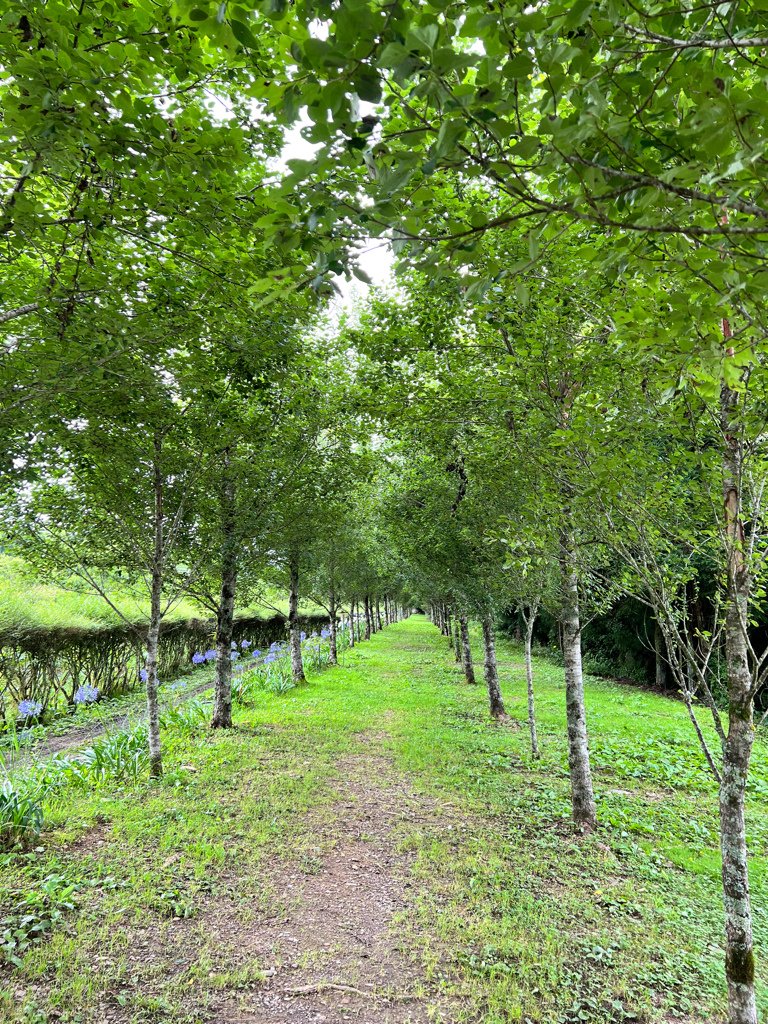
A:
[328, 587, 338, 666]
[348, 605, 355, 648]
[211, 462, 237, 729]
[654, 620, 667, 689]
[481, 615, 506, 719]
[719, 361, 757, 1024]
[524, 604, 540, 759]
[452, 613, 461, 662]
[288, 551, 305, 684]
[560, 532, 597, 829]
[355, 600, 362, 642]
[364, 595, 372, 640]
[460, 615, 476, 685]
[376, 598, 383, 631]
[144, 436, 164, 777]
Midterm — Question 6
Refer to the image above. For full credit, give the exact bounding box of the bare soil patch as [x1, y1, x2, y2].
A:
[206, 737, 454, 1023]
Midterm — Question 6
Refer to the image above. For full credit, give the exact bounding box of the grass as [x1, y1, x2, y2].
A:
[0, 555, 324, 634]
[0, 615, 764, 1023]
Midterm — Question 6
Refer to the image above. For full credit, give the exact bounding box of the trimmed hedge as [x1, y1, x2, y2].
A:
[0, 612, 327, 723]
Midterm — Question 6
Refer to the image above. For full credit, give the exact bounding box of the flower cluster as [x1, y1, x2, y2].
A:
[18, 699, 43, 719]
[192, 652, 206, 665]
[74, 683, 100, 705]
[139, 668, 149, 683]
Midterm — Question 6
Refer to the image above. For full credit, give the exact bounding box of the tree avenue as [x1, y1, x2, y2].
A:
[2, 5, 768, 1024]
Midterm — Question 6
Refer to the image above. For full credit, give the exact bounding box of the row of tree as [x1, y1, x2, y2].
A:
[3, 4, 768, 1021]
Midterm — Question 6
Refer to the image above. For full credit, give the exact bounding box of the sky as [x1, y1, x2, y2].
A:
[279, 120, 395, 313]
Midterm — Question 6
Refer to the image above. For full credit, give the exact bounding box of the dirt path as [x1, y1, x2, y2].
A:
[206, 735, 452, 1024]
[16, 674, 214, 764]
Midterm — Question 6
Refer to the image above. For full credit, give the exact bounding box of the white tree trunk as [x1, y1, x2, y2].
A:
[560, 533, 597, 829]
[144, 435, 164, 776]
[720, 373, 757, 1024]
[212, 467, 237, 729]
[288, 552, 305, 684]
[524, 604, 540, 760]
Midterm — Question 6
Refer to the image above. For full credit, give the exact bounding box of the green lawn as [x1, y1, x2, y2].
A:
[0, 555, 325, 634]
[1, 615, 763, 1023]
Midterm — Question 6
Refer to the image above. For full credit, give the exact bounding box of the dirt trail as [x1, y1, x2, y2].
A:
[208, 735, 453, 1024]
[16, 675, 214, 764]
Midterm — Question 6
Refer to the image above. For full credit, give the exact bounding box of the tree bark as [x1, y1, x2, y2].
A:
[364, 595, 372, 640]
[481, 615, 506, 719]
[328, 585, 338, 665]
[376, 598, 383, 631]
[719, 366, 757, 1024]
[144, 435, 164, 776]
[212, 467, 237, 729]
[288, 551, 306, 684]
[560, 532, 597, 829]
[460, 615, 476, 685]
[452, 612, 461, 662]
[654, 619, 667, 689]
[348, 605, 355, 648]
[524, 603, 540, 760]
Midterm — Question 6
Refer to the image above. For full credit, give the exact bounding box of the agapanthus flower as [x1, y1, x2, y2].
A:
[18, 699, 43, 718]
[232, 651, 240, 661]
[240, 639, 251, 649]
[74, 684, 99, 705]
[300, 631, 307, 641]
[139, 669, 149, 683]
[269, 641, 281, 652]
[310, 632, 318, 639]
[264, 652, 276, 664]
[204, 649, 217, 661]
[251, 649, 262, 658]
[321, 628, 331, 639]
[231, 641, 238, 650]
[192, 652, 206, 665]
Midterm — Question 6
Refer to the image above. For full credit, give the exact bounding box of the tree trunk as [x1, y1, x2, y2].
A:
[211, 465, 237, 729]
[288, 551, 305, 684]
[524, 605, 540, 760]
[144, 436, 164, 777]
[560, 532, 597, 829]
[460, 615, 476, 685]
[348, 605, 355, 648]
[654, 620, 667, 689]
[719, 365, 757, 1024]
[364, 595, 372, 640]
[328, 587, 338, 665]
[452, 613, 461, 662]
[376, 598, 383, 631]
[481, 615, 506, 719]
[445, 606, 453, 644]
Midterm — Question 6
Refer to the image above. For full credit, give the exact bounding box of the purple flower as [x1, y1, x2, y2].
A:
[241, 639, 251, 649]
[192, 652, 206, 665]
[74, 684, 99, 705]
[300, 631, 307, 641]
[204, 649, 217, 662]
[264, 652, 276, 664]
[139, 669, 149, 683]
[232, 651, 240, 661]
[18, 699, 43, 718]
[321, 628, 331, 639]
[231, 641, 238, 650]
[251, 649, 262, 658]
